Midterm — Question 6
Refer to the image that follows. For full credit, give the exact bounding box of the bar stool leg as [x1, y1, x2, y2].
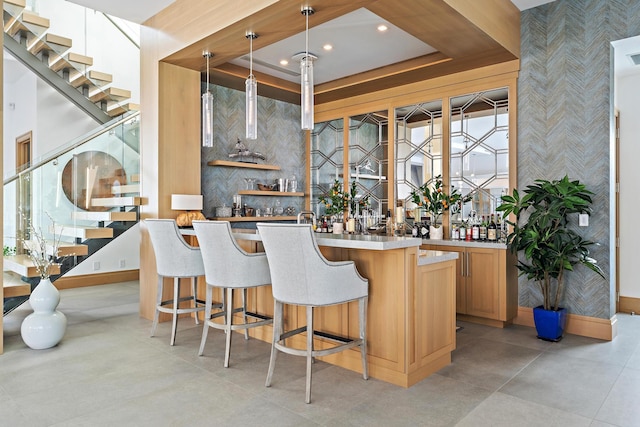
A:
[198, 285, 213, 356]
[192, 276, 200, 325]
[170, 277, 180, 346]
[265, 300, 282, 387]
[360, 297, 368, 380]
[150, 275, 163, 337]
[224, 287, 234, 368]
[242, 288, 249, 340]
[305, 305, 313, 404]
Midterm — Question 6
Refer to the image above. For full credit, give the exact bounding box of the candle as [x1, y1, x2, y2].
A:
[396, 207, 404, 224]
[347, 218, 355, 233]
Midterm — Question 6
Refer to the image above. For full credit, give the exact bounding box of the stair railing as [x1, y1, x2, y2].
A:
[3, 111, 141, 281]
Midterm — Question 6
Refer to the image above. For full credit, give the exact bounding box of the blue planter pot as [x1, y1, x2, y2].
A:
[533, 306, 567, 342]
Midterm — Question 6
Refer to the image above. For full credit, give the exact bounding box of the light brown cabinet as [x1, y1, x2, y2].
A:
[422, 243, 518, 328]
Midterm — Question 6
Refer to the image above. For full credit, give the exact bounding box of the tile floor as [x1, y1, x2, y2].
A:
[1, 280, 639, 426]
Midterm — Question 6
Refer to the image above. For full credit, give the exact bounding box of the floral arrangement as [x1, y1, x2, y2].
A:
[22, 213, 66, 280]
[319, 179, 370, 216]
[410, 175, 465, 226]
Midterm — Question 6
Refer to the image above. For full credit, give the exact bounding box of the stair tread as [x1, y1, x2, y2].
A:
[71, 211, 137, 222]
[49, 52, 93, 72]
[108, 102, 139, 117]
[23, 239, 89, 257]
[89, 87, 132, 103]
[5, 10, 50, 37]
[3, 254, 61, 278]
[2, 281, 31, 298]
[110, 184, 140, 194]
[69, 70, 113, 89]
[90, 196, 143, 208]
[27, 33, 72, 56]
[4, 0, 26, 9]
[52, 224, 114, 239]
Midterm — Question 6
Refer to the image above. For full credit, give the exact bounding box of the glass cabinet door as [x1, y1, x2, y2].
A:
[450, 88, 509, 222]
[395, 99, 444, 223]
[349, 111, 388, 218]
[310, 119, 344, 217]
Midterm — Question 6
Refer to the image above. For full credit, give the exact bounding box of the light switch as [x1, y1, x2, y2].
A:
[579, 213, 589, 227]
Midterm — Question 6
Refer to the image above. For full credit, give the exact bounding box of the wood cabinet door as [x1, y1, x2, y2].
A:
[465, 248, 500, 319]
[423, 244, 466, 314]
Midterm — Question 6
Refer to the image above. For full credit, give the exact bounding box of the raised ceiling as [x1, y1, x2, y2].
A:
[158, 0, 521, 105]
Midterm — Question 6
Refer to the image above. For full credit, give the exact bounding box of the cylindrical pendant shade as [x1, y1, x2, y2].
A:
[171, 194, 203, 211]
[202, 90, 214, 147]
[301, 56, 314, 130]
[246, 75, 258, 140]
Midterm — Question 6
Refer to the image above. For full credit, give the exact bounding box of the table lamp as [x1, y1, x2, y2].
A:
[171, 194, 205, 227]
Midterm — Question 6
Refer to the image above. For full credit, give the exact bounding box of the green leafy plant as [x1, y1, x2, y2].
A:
[3, 245, 16, 256]
[319, 180, 369, 216]
[410, 175, 463, 226]
[497, 176, 605, 311]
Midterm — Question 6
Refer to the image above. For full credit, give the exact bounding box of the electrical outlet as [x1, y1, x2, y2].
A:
[119, 259, 126, 268]
[93, 261, 100, 271]
[579, 213, 589, 227]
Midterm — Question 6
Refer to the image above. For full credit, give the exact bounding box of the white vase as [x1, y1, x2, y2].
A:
[429, 225, 444, 240]
[21, 278, 67, 350]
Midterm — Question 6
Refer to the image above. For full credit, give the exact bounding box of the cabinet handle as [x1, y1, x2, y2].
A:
[466, 252, 470, 277]
[460, 253, 465, 276]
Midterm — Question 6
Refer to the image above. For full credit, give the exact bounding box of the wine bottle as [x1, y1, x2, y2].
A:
[488, 213, 497, 242]
[479, 215, 487, 241]
[471, 215, 480, 240]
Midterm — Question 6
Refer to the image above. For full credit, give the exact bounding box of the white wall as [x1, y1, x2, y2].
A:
[64, 223, 140, 276]
[617, 72, 640, 298]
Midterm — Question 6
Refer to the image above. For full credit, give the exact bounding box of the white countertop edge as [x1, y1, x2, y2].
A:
[418, 250, 459, 266]
[180, 227, 421, 250]
[421, 239, 507, 250]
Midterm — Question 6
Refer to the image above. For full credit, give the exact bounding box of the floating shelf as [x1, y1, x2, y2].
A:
[210, 216, 298, 222]
[207, 160, 280, 170]
[238, 190, 304, 197]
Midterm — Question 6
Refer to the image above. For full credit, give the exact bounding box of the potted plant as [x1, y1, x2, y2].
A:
[497, 176, 605, 341]
[319, 180, 369, 218]
[410, 175, 463, 239]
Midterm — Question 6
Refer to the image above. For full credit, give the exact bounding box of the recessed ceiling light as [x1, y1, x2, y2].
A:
[323, 44, 333, 51]
[280, 59, 289, 66]
[377, 24, 388, 32]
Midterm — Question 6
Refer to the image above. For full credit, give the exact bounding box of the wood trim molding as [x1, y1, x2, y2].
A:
[513, 306, 618, 341]
[54, 270, 139, 290]
[619, 296, 640, 315]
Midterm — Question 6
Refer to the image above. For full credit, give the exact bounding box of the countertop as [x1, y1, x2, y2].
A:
[417, 250, 459, 266]
[421, 239, 508, 250]
[181, 227, 422, 250]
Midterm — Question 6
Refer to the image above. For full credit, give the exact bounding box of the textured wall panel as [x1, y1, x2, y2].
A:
[201, 85, 305, 227]
[518, 0, 640, 318]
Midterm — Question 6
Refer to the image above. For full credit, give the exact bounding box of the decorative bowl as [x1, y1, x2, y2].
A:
[258, 183, 275, 191]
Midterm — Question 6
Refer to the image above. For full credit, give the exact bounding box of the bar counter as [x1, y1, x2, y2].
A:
[179, 228, 458, 387]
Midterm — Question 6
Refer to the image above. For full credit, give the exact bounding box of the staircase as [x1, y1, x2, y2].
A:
[3, 112, 142, 316]
[3, 0, 139, 124]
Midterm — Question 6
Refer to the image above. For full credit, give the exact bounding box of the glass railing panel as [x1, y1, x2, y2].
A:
[3, 113, 140, 263]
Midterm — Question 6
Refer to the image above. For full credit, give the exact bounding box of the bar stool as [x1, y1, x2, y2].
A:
[192, 220, 273, 368]
[145, 219, 207, 346]
[257, 223, 369, 404]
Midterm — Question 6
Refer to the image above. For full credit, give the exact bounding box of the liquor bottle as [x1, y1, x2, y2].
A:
[459, 221, 467, 240]
[471, 215, 480, 240]
[488, 213, 497, 242]
[479, 215, 487, 241]
[385, 210, 394, 235]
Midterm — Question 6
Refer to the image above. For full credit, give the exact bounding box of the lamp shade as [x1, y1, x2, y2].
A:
[171, 194, 203, 211]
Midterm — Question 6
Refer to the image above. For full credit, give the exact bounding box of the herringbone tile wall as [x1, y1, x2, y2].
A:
[519, 0, 640, 318]
[201, 85, 305, 225]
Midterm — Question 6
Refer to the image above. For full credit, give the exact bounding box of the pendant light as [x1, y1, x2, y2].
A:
[202, 51, 214, 147]
[300, 6, 315, 130]
[246, 32, 258, 140]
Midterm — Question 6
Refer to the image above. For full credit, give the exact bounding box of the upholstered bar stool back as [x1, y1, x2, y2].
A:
[145, 219, 206, 345]
[257, 223, 369, 403]
[192, 220, 273, 368]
